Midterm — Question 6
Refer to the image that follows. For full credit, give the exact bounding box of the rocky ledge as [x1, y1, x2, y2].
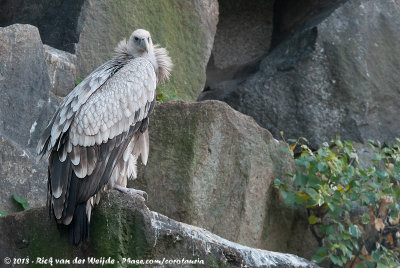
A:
[0, 191, 319, 268]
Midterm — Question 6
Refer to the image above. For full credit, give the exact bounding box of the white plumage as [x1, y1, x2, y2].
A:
[37, 29, 172, 245]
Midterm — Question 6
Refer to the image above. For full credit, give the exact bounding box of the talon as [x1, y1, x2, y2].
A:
[132, 189, 148, 201]
[114, 185, 148, 201]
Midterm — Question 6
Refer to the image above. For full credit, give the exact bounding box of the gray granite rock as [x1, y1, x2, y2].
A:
[133, 100, 318, 259]
[204, 0, 273, 98]
[0, 137, 47, 213]
[43, 45, 77, 97]
[0, 191, 320, 268]
[0, 24, 58, 213]
[0, 24, 58, 152]
[201, 0, 400, 149]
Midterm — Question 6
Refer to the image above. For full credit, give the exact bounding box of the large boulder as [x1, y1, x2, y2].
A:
[75, 0, 218, 100]
[200, 0, 400, 148]
[43, 45, 77, 97]
[0, 24, 57, 213]
[0, 24, 58, 151]
[0, 191, 319, 268]
[133, 100, 318, 258]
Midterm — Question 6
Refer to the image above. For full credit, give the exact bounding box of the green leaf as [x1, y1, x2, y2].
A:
[281, 191, 297, 207]
[369, 182, 380, 189]
[312, 246, 327, 263]
[390, 208, 399, 219]
[308, 175, 322, 188]
[305, 188, 319, 200]
[340, 176, 350, 186]
[320, 224, 335, 235]
[328, 203, 343, 216]
[75, 77, 83, 86]
[371, 250, 381, 262]
[348, 225, 361, 238]
[362, 213, 370, 224]
[335, 139, 343, 148]
[295, 195, 304, 205]
[274, 178, 283, 187]
[349, 191, 358, 201]
[0, 210, 8, 217]
[308, 215, 319, 224]
[356, 263, 366, 268]
[333, 190, 342, 200]
[294, 172, 308, 186]
[295, 158, 310, 169]
[330, 255, 343, 265]
[317, 162, 327, 172]
[13, 194, 29, 211]
[373, 152, 382, 161]
[279, 146, 293, 155]
[376, 169, 388, 180]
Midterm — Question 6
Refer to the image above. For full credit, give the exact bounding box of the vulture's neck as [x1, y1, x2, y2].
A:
[114, 39, 172, 85]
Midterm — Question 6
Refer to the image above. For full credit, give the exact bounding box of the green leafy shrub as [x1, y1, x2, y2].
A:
[275, 137, 400, 267]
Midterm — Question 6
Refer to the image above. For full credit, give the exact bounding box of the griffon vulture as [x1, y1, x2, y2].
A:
[37, 29, 172, 245]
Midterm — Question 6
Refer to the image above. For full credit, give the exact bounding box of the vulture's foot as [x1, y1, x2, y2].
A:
[114, 185, 148, 201]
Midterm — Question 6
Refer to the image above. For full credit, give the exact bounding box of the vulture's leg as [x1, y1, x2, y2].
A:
[114, 185, 148, 200]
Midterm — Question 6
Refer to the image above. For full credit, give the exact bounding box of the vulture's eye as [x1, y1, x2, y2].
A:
[134, 37, 139, 41]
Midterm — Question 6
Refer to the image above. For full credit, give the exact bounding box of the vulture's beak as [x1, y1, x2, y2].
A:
[141, 38, 149, 53]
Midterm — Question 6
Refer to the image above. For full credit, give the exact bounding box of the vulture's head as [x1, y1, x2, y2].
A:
[129, 29, 153, 56]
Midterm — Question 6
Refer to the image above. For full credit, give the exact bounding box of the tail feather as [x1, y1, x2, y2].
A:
[69, 203, 89, 245]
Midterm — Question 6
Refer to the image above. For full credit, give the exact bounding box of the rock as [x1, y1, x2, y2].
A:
[200, 0, 400, 149]
[0, 1, 218, 100]
[0, 24, 58, 152]
[269, 0, 346, 48]
[209, 0, 273, 70]
[75, 0, 218, 100]
[193, 0, 219, 60]
[43, 45, 77, 97]
[0, 24, 58, 214]
[352, 142, 376, 170]
[133, 100, 318, 259]
[0, 191, 320, 268]
[0, 0, 85, 53]
[0, 137, 47, 214]
[204, 0, 273, 97]
[202, 0, 345, 102]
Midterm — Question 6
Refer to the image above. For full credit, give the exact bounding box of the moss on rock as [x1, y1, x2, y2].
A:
[76, 0, 215, 100]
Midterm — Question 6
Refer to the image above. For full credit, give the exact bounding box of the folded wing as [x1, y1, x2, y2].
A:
[38, 57, 156, 225]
